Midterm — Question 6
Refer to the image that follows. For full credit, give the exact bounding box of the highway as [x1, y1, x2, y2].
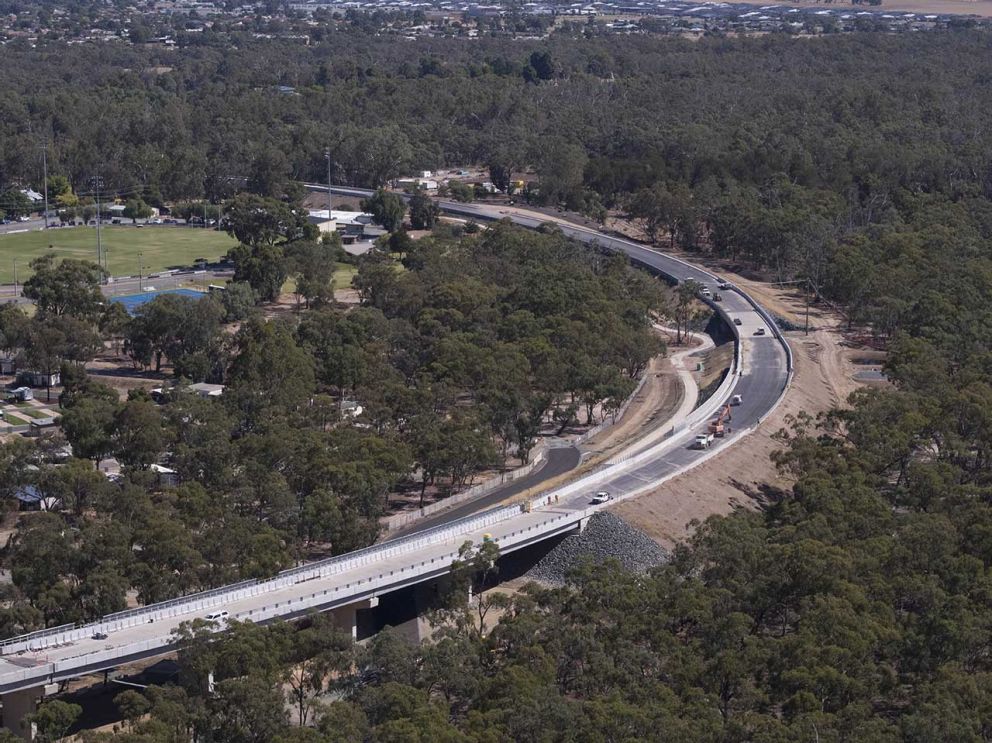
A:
[0, 192, 790, 720]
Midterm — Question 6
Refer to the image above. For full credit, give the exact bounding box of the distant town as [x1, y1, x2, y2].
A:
[1, 0, 986, 46]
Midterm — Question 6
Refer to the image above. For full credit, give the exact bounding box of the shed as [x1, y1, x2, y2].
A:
[189, 383, 225, 398]
[28, 418, 58, 436]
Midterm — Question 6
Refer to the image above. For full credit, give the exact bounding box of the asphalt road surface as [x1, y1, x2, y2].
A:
[388, 445, 582, 539]
[315, 187, 789, 504]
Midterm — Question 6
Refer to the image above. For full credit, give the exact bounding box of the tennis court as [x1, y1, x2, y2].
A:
[113, 288, 208, 315]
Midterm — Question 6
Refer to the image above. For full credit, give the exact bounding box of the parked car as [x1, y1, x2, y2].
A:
[754, 328, 766, 336]
[93, 632, 108, 640]
[733, 318, 742, 326]
[590, 491, 612, 504]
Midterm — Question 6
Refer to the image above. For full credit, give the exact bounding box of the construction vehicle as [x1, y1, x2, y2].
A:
[708, 404, 733, 437]
[694, 433, 714, 449]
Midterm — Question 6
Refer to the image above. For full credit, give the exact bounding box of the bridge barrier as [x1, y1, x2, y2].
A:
[0, 502, 531, 655]
[0, 506, 590, 692]
[382, 444, 549, 531]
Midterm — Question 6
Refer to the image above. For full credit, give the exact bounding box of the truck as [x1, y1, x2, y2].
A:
[694, 433, 714, 449]
[708, 404, 733, 437]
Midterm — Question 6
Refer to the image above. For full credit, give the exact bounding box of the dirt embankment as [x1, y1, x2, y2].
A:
[613, 282, 865, 550]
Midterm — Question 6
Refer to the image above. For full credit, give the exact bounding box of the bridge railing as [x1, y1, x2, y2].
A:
[0, 507, 590, 693]
[0, 503, 528, 655]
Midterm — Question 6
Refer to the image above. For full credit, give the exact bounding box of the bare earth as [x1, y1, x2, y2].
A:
[582, 331, 694, 457]
[613, 283, 863, 550]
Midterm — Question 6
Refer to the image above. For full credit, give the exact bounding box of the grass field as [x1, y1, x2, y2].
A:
[0, 226, 237, 284]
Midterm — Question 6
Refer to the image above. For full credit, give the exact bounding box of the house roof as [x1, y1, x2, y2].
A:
[189, 382, 225, 396]
[13, 485, 42, 503]
[307, 209, 373, 226]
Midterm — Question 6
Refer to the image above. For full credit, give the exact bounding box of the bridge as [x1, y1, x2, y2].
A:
[0, 193, 791, 738]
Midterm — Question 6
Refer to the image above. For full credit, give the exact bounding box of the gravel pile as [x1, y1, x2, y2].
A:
[525, 512, 669, 585]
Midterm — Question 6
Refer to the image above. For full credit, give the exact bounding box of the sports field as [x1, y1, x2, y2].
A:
[0, 225, 237, 284]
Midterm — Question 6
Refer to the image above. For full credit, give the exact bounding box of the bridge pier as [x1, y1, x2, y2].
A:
[331, 597, 379, 641]
[2, 687, 40, 740]
[577, 517, 590, 533]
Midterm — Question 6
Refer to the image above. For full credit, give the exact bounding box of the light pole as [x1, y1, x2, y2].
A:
[324, 147, 332, 221]
[138, 253, 143, 288]
[39, 144, 49, 230]
[90, 175, 104, 279]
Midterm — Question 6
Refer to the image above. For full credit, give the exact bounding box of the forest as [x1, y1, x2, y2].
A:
[4, 31, 992, 315]
[43, 198, 992, 741]
[0, 221, 662, 634]
[2, 25, 992, 742]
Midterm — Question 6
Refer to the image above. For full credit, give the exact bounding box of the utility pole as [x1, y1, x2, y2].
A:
[203, 201, 207, 229]
[40, 145, 49, 230]
[138, 252, 143, 288]
[13, 260, 16, 298]
[91, 175, 104, 279]
[324, 147, 333, 221]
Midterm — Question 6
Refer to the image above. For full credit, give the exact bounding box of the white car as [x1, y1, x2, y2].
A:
[205, 610, 230, 622]
[590, 491, 612, 504]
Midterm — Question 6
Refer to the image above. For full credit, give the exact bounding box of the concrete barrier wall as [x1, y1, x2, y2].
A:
[0, 501, 531, 655]
[0, 507, 589, 692]
[382, 445, 549, 531]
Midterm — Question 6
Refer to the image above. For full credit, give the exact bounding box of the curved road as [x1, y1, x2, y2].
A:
[0, 191, 790, 718]
[389, 446, 582, 539]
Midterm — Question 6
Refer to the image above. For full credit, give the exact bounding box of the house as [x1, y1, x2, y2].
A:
[13, 485, 60, 511]
[20, 188, 43, 204]
[395, 177, 439, 191]
[150, 463, 179, 487]
[307, 211, 337, 234]
[17, 370, 60, 388]
[307, 209, 374, 236]
[341, 400, 364, 419]
[0, 356, 17, 375]
[189, 382, 225, 398]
